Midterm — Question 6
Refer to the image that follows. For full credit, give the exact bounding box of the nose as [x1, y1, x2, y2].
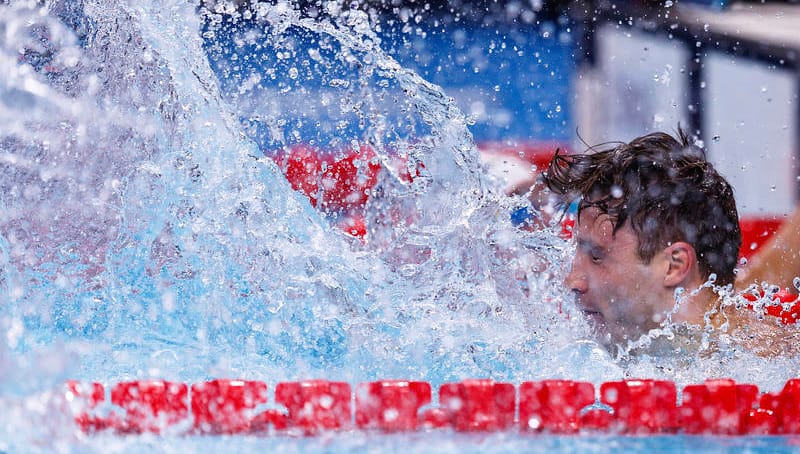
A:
[565, 258, 588, 295]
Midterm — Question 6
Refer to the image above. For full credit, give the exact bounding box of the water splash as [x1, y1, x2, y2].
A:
[0, 0, 583, 391]
[2, 0, 798, 450]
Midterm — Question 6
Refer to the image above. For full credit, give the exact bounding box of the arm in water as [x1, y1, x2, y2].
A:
[736, 205, 800, 294]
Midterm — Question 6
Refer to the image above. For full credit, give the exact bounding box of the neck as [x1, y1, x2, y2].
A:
[669, 284, 717, 326]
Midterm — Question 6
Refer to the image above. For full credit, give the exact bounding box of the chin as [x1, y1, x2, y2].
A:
[593, 324, 631, 356]
[587, 320, 613, 346]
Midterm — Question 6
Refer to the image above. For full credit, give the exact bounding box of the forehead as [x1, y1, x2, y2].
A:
[575, 207, 638, 249]
[575, 207, 615, 242]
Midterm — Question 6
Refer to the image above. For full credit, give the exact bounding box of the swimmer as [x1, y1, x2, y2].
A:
[541, 129, 797, 357]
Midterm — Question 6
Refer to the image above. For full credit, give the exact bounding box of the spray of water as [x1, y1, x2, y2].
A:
[1, 0, 799, 450]
[0, 0, 591, 385]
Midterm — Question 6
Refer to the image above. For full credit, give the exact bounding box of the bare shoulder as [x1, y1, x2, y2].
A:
[726, 309, 800, 357]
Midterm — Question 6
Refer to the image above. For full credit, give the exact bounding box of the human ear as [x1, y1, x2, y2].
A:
[663, 241, 696, 287]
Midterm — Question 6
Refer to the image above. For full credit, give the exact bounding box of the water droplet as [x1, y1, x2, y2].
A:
[319, 395, 334, 409]
[328, 78, 349, 88]
[383, 408, 399, 422]
[288, 67, 299, 79]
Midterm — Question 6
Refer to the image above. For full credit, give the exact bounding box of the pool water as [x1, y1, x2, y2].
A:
[1, 0, 800, 452]
[50, 432, 800, 454]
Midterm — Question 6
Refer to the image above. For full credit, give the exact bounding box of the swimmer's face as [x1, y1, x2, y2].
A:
[566, 207, 675, 349]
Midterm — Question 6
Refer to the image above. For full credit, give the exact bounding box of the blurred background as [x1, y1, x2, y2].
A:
[203, 0, 800, 256]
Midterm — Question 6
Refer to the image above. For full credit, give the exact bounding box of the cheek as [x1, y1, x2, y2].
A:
[590, 266, 627, 289]
[596, 272, 645, 313]
[604, 294, 631, 317]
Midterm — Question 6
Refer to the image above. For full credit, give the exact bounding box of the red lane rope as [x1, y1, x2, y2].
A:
[64, 377, 800, 436]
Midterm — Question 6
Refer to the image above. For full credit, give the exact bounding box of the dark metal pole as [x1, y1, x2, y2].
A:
[687, 45, 705, 145]
[574, 0, 597, 68]
[796, 76, 800, 203]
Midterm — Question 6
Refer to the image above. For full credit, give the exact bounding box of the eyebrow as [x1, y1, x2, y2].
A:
[577, 237, 609, 255]
[576, 238, 596, 251]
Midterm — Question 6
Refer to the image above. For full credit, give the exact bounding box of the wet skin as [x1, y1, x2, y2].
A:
[565, 207, 706, 349]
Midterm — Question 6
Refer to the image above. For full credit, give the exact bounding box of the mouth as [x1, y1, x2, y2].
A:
[572, 295, 606, 330]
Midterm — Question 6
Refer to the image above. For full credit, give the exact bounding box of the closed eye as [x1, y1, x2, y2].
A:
[578, 239, 605, 264]
[590, 248, 604, 264]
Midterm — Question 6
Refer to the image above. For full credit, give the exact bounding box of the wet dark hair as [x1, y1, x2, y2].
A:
[542, 129, 741, 286]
